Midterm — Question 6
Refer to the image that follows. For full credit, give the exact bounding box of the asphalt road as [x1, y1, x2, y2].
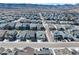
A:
[39, 13, 54, 42]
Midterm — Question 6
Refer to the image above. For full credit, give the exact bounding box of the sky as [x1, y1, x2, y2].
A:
[0, 0, 79, 4]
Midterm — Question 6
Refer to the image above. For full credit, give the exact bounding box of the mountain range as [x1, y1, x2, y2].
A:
[0, 3, 79, 9]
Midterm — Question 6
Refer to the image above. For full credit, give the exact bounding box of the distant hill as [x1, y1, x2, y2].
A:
[0, 3, 79, 9]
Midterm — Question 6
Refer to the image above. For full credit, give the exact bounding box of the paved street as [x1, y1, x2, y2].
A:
[0, 42, 79, 49]
[39, 13, 54, 42]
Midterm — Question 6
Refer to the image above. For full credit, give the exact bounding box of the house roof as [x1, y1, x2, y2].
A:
[0, 30, 7, 37]
[30, 23, 37, 27]
[0, 23, 7, 28]
[35, 48, 52, 55]
[16, 31, 27, 39]
[15, 23, 22, 27]
[54, 31, 65, 36]
[25, 31, 35, 39]
[36, 31, 45, 39]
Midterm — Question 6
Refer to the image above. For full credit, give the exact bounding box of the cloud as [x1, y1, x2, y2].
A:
[0, 0, 79, 4]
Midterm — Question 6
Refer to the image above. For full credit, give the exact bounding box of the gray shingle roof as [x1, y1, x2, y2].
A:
[36, 31, 46, 39]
